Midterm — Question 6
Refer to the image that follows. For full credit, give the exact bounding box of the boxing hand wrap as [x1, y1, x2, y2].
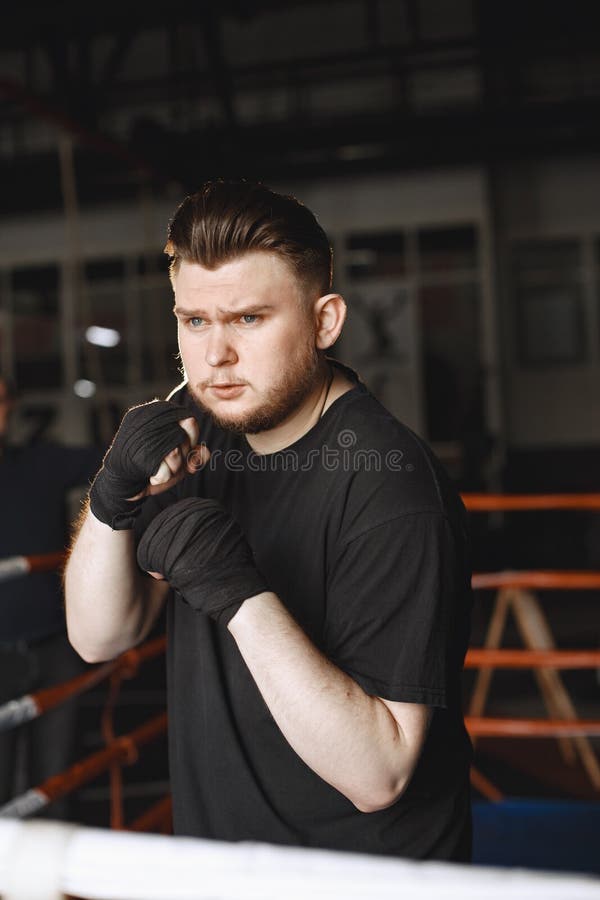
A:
[136, 498, 269, 626]
[89, 401, 191, 530]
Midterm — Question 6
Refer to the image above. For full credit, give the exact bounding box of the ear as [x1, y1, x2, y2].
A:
[313, 293, 347, 350]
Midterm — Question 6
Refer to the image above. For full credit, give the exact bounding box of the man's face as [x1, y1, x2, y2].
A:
[173, 253, 322, 434]
[0, 379, 14, 440]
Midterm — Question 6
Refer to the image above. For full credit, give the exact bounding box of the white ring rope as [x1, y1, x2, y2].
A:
[0, 789, 49, 820]
[1, 820, 77, 900]
[0, 695, 39, 733]
[0, 820, 598, 900]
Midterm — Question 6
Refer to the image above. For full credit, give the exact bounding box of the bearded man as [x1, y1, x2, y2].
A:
[65, 180, 472, 860]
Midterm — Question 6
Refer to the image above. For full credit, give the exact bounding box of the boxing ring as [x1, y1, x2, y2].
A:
[0, 492, 599, 894]
[1, 818, 599, 900]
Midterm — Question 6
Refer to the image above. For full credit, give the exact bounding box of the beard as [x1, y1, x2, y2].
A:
[188, 340, 324, 435]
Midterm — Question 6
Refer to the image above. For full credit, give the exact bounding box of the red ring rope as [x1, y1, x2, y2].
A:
[462, 493, 600, 511]
[465, 648, 600, 668]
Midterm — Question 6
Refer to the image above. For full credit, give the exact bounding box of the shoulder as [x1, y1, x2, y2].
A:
[327, 366, 437, 470]
[322, 382, 466, 545]
[324, 386, 448, 510]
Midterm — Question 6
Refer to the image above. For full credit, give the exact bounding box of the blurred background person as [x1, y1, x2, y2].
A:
[0, 370, 102, 818]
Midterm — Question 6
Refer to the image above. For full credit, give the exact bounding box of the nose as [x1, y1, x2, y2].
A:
[205, 323, 238, 368]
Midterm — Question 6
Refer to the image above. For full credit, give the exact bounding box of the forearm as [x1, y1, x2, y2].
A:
[228, 592, 425, 812]
[65, 504, 165, 662]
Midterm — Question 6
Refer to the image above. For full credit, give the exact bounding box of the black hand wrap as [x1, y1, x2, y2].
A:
[136, 498, 269, 626]
[89, 401, 191, 530]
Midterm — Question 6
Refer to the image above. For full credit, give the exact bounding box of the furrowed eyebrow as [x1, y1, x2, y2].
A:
[173, 304, 274, 317]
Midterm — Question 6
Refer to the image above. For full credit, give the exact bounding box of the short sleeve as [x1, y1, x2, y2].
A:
[325, 512, 461, 707]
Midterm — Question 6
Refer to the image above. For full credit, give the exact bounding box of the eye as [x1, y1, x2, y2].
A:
[240, 314, 259, 325]
[189, 316, 205, 328]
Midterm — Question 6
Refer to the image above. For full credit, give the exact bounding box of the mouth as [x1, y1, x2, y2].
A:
[207, 383, 247, 399]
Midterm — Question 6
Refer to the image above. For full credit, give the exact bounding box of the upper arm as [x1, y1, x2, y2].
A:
[326, 513, 461, 708]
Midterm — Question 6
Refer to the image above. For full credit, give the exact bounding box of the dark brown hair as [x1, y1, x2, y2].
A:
[165, 180, 332, 296]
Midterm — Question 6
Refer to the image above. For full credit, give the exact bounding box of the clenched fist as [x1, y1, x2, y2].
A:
[136, 497, 269, 626]
[89, 401, 202, 530]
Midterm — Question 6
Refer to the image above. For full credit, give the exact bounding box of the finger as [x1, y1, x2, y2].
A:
[149, 458, 173, 486]
[162, 444, 185, 478]
[178, 416, 199, 448]
[152, 418, 197, 482]
[145, 470, 188, 496]
[135, 415, 201, 497]
[128, 466, 187, 501]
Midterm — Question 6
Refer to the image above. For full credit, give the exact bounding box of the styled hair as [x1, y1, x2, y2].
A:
[165, 180, 332, 296]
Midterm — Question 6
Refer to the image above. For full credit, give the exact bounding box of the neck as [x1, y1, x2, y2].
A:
[245, 361, 334, 455]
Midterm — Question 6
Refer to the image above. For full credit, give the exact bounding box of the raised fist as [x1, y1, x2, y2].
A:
[89, 401, 202, 530]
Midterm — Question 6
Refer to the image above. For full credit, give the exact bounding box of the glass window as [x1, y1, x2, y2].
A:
[78, 258, 129, 386]
[512, 240, 585, 365]
[517, 285, 585, 365]
[595, 237, 600, 353]
[137, 255, 180, 384]
[0, 271, 7, 367]
[137, 253, 169, 276]
[12, 264, 62, 388]
[346, 231, 406, 280]
[513, 240, 581, 282]
[417, 225, 478, 273]
[85, 258, 125, 281]
[418, 0, 475, 41]
[419, 282, 482, 441]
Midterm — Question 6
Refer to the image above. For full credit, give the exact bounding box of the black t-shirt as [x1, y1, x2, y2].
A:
[136, 364, 473, 860]
[0, 442, 102, 643]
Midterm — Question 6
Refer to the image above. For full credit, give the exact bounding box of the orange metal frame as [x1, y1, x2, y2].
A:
[462, 492, 600, 800]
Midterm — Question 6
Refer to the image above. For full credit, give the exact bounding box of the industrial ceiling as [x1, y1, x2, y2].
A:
[1, 0, 599, 214]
